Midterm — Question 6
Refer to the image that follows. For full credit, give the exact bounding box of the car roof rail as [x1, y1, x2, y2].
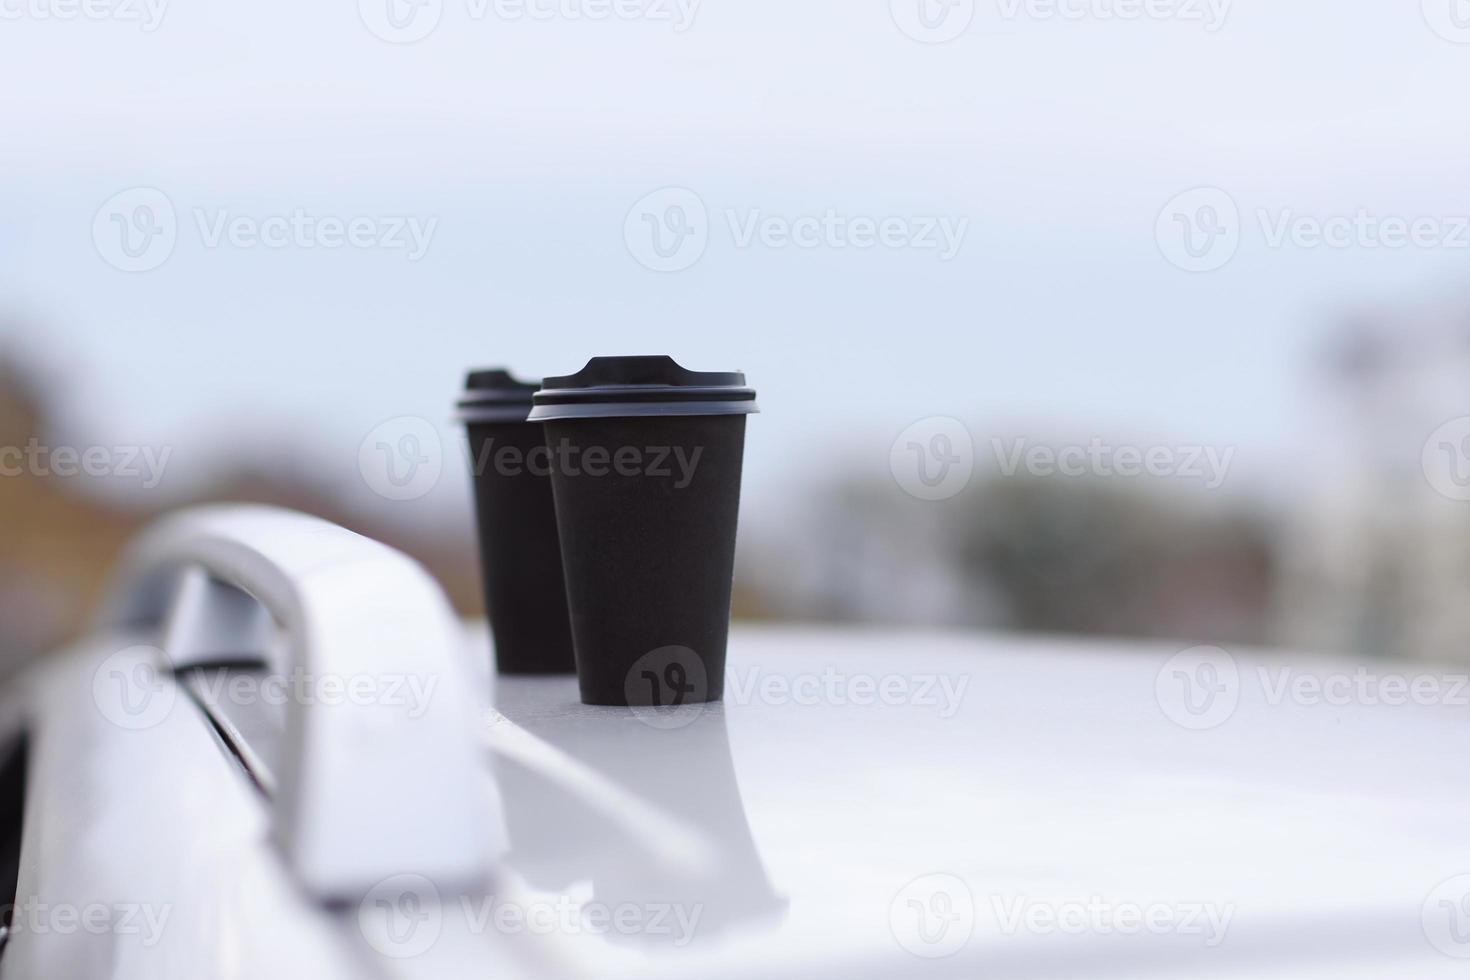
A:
[99, 505, 496, 903]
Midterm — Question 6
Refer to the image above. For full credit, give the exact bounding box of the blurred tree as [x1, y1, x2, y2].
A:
[746, 470, 1276, 648]
[956, 477, 1275, 645]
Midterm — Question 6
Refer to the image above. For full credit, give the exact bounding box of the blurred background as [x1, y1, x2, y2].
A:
[4, 0, 1470, 675]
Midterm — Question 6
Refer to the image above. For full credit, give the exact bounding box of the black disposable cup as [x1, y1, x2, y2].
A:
[459, 369, 576, 675]
[528, 356, 758, 706]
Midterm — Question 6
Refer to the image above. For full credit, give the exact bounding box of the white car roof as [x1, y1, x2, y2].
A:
[6, 506, 1465, 978]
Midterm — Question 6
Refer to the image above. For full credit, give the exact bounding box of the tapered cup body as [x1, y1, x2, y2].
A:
[543, 414, 746, 704]
[461, 369, 576, 675]
[529, 356, 758, 706]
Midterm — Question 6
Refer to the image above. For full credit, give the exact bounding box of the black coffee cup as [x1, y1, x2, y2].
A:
[528, 356, 758, 706]
[459, 369, 576, 675]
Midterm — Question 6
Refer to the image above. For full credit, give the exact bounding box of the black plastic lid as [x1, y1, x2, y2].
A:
[527, 356, 759, 422]
[457, 369, 540, 424]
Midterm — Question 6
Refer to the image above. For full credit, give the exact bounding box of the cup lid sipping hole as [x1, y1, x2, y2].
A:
[527, 355, 759, 422]
[457, 368, 541, 424]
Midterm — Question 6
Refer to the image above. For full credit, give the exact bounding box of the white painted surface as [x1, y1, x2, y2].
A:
[5, 508, 1467, 977]
[483, 626, 1470, 978]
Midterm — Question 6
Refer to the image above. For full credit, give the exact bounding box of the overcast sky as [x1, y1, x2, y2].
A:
[3, 0, 1470, 526]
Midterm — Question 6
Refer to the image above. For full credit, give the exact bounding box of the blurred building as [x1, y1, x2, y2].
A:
[1277, 298, 1470, 662]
